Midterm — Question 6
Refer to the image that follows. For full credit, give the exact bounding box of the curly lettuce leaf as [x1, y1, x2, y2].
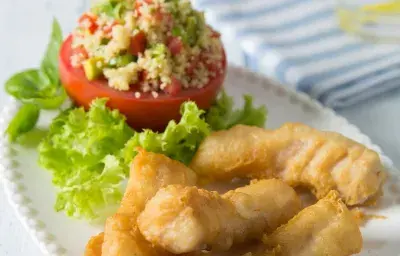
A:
[206, 91, 267, 131]
[38, 98, 134, 219]
[38, 93, 267, 220]
[122, 102, 210, 165]
[38, 99, 209, 219]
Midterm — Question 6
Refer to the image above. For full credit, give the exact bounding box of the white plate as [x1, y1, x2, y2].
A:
[1, 66, 399, 256]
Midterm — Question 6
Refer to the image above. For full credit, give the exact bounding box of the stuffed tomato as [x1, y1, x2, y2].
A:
[59, 0, 226, 131]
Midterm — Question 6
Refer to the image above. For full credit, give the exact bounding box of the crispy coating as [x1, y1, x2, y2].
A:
[137, 179, 301, 254]
[101, 214, 163, 256]
[118, 148, 197, 216]
[84, 148, 197, 256]
[84, 232, 104, 256]
[190, 123, 387, 205]
[262, 190, 363, 256]
[190, 191, 362, 256]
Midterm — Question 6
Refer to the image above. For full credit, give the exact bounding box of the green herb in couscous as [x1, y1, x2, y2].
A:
[70, 0, 224, 97]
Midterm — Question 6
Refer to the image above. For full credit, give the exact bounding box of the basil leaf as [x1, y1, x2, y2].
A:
[5, 19, 66, 110]
[22, 87, 67, 110]
[5, 69, 67, 109]
[41, 19, 63, 85]
[5, 69, 49, 99]
[6, 104, 40, 142]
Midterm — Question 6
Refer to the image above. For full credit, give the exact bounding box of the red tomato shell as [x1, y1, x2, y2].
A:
[59, 35, 227, 131]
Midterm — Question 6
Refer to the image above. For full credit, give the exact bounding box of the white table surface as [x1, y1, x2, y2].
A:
[0, 1, 399, 255]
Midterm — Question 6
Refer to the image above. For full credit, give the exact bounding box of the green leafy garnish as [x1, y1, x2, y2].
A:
[6, 104, 40, 142]
[206, 91, 267, 131]
[6, 70, 47, 103]
[38, 99, 210, 219]
[5, 20, 65, 109]
[38, 92, 267, 220]
[41, 20, 63, 85]
[122, 102, 210, 165]
[5, 69, 66, 109]
[38, 99, 134, 219]
[4, 19, 66, 141]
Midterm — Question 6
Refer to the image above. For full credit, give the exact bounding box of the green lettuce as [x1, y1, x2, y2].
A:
[121, 102, 210, 166]
[38, 93, 267, 220]
[206, 91, 267, 131]
[38, 99, 134, 219]
[38, 99, 210, 219]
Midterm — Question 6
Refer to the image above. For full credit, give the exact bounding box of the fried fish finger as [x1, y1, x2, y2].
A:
[190, 191, 362, 256]
[137, 179, 301, 254]
[85, 148, 197, 256]
[262, 190, 363, 256]
[85, 232, 104, 256]
[190, 123, 386, 205]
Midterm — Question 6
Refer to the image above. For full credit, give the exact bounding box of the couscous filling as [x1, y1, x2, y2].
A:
[71, 0, 223, 97]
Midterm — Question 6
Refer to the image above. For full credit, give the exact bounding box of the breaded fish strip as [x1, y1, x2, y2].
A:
[85, 232, 105, 256]
[190, 123, 386, 205]
[137, 179, 301, 254]
[189, 191, 362, 256]
[84, 148, 197, 256]
[262, 190, 363, 256]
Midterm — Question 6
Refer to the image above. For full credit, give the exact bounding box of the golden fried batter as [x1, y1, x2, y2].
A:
[84, 148, 197, 256]
[84, 232, 104, 256]
[137, 179, 301, 254]
[189, 191, 362, 256]
[190, 123, 386, 206]
[262, 190, 363, 256]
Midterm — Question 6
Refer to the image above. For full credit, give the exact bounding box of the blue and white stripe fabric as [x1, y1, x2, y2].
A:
[193, 0, 400, 108]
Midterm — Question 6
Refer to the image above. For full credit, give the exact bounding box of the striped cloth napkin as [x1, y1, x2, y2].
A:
[193, 0, 400, 108]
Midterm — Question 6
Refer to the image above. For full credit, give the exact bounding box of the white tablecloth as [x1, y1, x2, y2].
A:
[0, 1, 399, 255]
